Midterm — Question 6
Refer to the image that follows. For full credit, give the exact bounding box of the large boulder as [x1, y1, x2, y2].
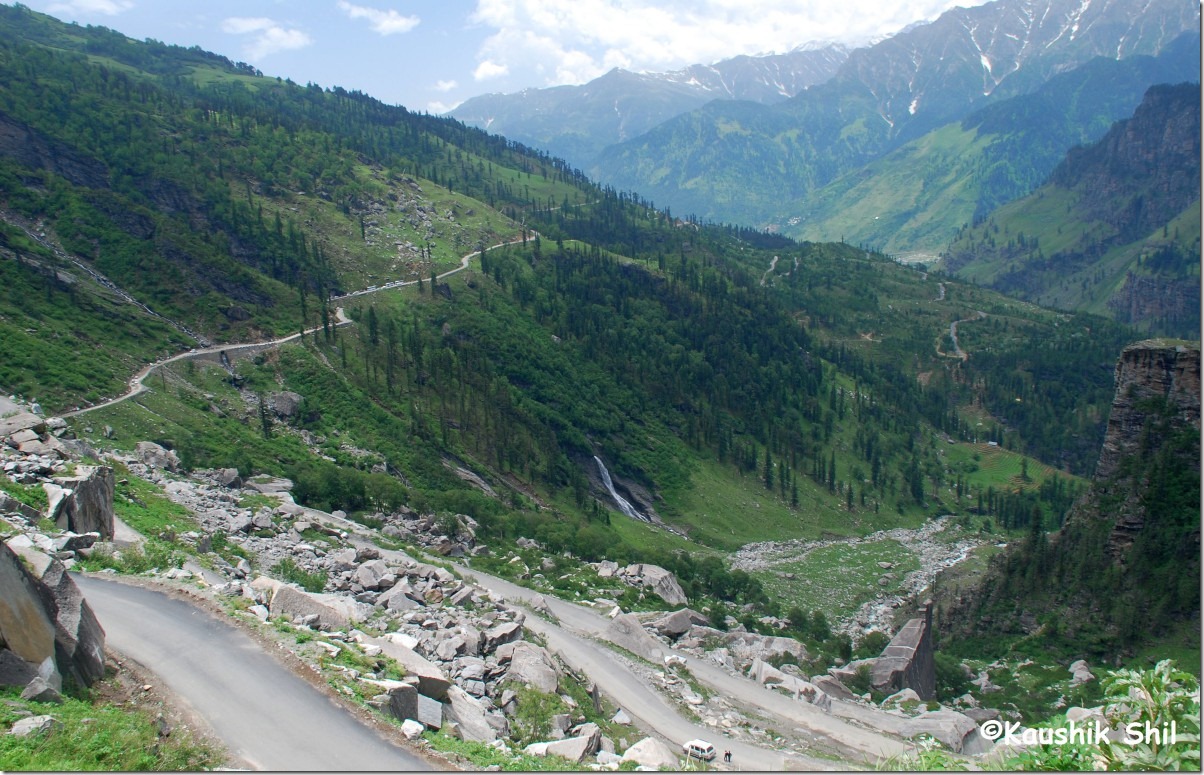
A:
[0, 412, 44, 439]
[527, 727, 602, 763]
[812, 674, 856, 701]
[45, 467, 115, 539]
[624, 563, 687, 606]
[368, 637, 452, 700]
[506, 642, 560, 694]
[134, 441, 180, 471]
[621, 737, 680, 769]
[271, 391, 304, 419]
[268, 585, 347, 631]
[385, 683, 419, 724]
[652, 608, 709, 638]
[352, 559, 390, 590]
[482, 621, 522, 653]
[2, 538, 105, 687]
[871, 602, 935, 700]
[725, 631, 807, 666]
[605, 613, 664, 663]
[444, 684, 502, 742]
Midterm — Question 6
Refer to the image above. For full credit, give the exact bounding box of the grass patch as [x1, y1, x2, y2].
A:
[753, 538, 920, 622]
[0, 479, 48, 511]
[423, 730, 580, 771]
[112, 464, 200, 536]
[75, 539, 186, 575]
[0, 683, 222, 771]
[273, 557, 328, 593]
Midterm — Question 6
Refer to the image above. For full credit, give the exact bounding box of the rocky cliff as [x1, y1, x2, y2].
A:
[1094, 340, 1201, 481]
[1082, 340, 1201, 557]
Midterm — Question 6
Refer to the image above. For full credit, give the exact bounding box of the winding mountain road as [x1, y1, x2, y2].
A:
[64, 236, 528, 419]
[73, 574, 434, 771]
[461, 570, 907, 768]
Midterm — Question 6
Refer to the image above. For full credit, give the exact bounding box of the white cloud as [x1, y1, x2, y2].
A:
[337, 1, 420, 35]
[47, 0, 133, 15]
[434, 79, 458, 92]
[222, 16, 313, 60]
[427, 99, 462, 114]
[473, 59, 509, 81]
[468, 0, 972, 88]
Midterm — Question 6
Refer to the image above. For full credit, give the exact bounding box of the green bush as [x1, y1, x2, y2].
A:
[273, 557, 328, 593]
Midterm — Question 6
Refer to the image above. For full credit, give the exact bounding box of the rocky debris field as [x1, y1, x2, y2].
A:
[732, 518, 987, 637]
[2, 399, 1111, 769]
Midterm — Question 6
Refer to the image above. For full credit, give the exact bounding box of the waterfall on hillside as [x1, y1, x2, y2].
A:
[593, 456, 648, 522]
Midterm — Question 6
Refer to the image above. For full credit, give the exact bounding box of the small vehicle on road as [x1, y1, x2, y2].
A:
[682, 739, 716, 761]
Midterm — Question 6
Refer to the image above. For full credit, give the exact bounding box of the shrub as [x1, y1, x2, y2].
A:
[273, 557, 328, 593]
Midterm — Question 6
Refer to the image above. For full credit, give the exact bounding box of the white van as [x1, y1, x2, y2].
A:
[682, 739, 716, 761]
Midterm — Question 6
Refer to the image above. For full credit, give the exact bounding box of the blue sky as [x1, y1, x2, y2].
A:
[19, 1, 988, 113]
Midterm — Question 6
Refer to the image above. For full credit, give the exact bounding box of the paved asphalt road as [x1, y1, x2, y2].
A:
[73, 574, 432, 771]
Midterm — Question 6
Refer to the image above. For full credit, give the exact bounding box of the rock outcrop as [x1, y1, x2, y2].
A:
[46, 466, 115, 538]
[0, 537, 105, 690]
[871, 601, 935, 700]
[1095, 341, 1200, 481]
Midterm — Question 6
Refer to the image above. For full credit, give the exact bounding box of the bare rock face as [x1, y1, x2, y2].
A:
[1, 537, 105, 688]
[1086, 341, 1201, 557]
[0, 542, 59, 687]
[47, 466, 115, 539]
[1096, 342, 1200, 481]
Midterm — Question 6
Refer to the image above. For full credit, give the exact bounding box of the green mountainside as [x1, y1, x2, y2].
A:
[943, 83, 1201, 338]
[0, 4, 1193, 669]
[785, 46, 1200, 257]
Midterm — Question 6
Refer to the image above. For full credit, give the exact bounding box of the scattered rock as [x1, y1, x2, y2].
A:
[8, 714, 59, 737]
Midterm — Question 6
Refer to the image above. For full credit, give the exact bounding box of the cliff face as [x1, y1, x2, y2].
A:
[1051, 83, 1201, 242]
[1083, 340, 1201, 558]
[1095, 341, 1201, 480]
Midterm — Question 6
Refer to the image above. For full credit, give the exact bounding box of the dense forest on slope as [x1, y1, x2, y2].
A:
[0, 4, 1157, 622]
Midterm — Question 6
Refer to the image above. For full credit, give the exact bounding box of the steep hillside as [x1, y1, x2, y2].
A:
[939, 340, 1200, 661]
[0, 4, 1153, 625]
[590, 0, 1198, 232]
[784, 43, 1199, 257]
[943, 83, 1201, 338]
[449, 44, 848, 170]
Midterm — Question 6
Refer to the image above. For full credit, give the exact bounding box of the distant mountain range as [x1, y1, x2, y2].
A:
[452, 0, 1199, 259]
[449, 43, 849, 170]
[783, 37, 1199, 257]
